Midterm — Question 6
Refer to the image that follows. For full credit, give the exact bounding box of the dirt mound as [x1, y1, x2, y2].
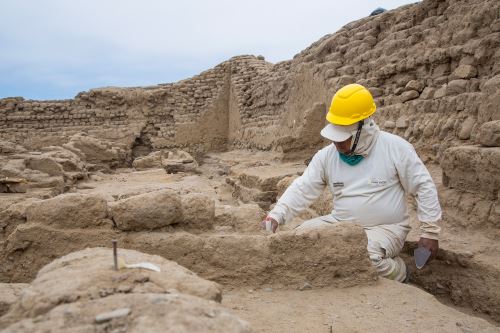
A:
[0, 248, 251, 333]
[4, 293, 252, 333]
[0, 284, 28, 317]
[1, 248, 221, 322]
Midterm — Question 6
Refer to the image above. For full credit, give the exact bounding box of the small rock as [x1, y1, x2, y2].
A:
[452, 65, 477, 79]
[263, 287, 273, 292]
[478, 120, 500, 147]
[217, 169, 228, 176]
[204, 309, 216, 318]
[117, 284, 133, 293]
[434, 84, 447, 98]
[423, 122, 436, 138]
[162, 149, 199, 174]
[299, 282, 312, 291]
[338, 75, 355, 86]
[396, 117, 409, 129]
[446, 79, 467, 96]
[458, 117, 476, 140]
[369, 87, 384, 97]
[419, 87, 435, 99]
[95, 307, 131, 323]
[400, 90, 419, 102]
[436, 282, 446, 290]
[405, 80, 424, 93]
[384, 120, 396, 129]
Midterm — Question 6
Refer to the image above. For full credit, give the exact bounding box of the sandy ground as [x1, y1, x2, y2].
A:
[223, 279, 500, 333]
[71, 155, 500, 331]
[2, 151, 499, 332]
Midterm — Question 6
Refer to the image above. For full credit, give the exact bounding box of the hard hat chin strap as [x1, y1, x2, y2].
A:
[348, 120, 364, 156]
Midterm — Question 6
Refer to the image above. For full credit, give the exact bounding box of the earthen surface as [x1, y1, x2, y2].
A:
[1, 0, 500, 331]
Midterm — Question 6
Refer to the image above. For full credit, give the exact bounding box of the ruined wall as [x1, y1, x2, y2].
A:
[0, 63, 231, 157]
[224, 0, 500, 160]
[1, 0, 499, 163]
[439, 120, 500, 238]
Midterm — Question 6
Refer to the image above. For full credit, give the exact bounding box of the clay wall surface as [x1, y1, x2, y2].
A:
[0, 64, 231, 156]
[1, 0, 499, 162]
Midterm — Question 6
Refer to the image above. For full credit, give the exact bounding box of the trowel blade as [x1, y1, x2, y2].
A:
[414, 246, 431, 269]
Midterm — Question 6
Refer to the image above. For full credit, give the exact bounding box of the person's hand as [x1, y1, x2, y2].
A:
[418, 237, 439, 262]
[261, 216, 279, 233]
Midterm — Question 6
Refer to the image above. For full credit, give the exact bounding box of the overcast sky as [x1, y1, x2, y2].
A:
[0, 0, 417, 100]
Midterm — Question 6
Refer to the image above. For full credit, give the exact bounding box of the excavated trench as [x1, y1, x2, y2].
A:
[401, 243, 500, 325]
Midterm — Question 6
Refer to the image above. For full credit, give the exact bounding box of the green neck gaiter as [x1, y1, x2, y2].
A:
[339, 152, 364, 166]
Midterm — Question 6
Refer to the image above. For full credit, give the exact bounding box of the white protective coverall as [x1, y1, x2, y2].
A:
[268, 120, 442, 282]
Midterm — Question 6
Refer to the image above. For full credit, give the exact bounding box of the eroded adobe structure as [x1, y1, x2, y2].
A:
[1, 0, 500, 327]
[1, 0, 499, 158]
[2, 0, 498, 235]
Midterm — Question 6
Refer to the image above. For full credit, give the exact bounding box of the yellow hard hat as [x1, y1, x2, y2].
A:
[326, 84, 376, 126]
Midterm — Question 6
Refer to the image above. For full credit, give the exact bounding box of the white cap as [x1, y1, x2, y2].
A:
[320, 122, 359, 142]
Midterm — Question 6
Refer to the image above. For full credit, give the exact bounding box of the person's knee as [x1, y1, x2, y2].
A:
[369, 255, 406, 282]
[369, 253, 389, 272]
[366, 234, 407, 282]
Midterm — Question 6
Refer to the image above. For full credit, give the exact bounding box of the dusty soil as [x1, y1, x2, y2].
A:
[1, 0, 500, 329]
[223, 279, 499, 333]
[1, 150, 499, 332]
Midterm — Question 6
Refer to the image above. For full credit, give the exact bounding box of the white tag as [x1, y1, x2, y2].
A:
[124, 262, 161, 272]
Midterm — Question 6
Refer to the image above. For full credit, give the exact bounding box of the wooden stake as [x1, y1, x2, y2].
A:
[112, 240, 118, 271]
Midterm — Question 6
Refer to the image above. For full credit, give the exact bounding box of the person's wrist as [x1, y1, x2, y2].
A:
[266, 214, 282, 225]
[262, 216, 279, 233]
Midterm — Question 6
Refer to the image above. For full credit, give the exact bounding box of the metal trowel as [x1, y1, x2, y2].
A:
[414, 246, 432, 269]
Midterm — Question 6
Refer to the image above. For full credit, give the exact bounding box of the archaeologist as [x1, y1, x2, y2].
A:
[262, 83, 441, 282]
